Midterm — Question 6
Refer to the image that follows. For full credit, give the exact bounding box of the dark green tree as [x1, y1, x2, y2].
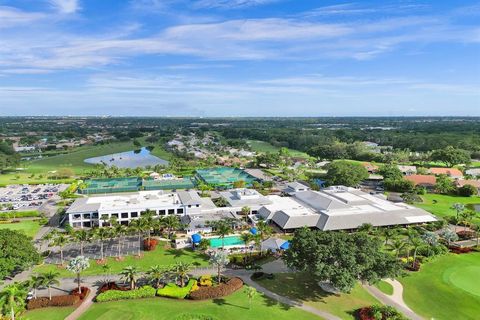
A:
[326, 161, 369, 187]
[0, 230, 41, 280]
[283, 228, 401, 293]
[430, 146, 470, 167]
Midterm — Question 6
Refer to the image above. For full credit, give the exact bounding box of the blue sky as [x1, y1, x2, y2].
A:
[0, 0, 479, 116]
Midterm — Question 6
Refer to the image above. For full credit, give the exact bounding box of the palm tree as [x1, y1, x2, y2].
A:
[241, 206, 251, 223]
[211, 219, 233, 249]
[75, 229, 92, 256]
[161, 215, 181, 239]
[381, 228, 397, 245]
[129, 219, 147, 255]
[209, 250, 229, 284]
[240, 233, 252, 264]
[0, 284, 27, 320]
[141, 210, 156, 243]
[409, 236, 424, 269]
[460, 210, 477, 232]
[120, 266, 140, 290]
[146, 265, 170, 288]
[94, 228, 111, 260]
[66, 256, 90, 294]
[244, 286, 257, 310]
[29, 274, 45, 299]
[112, 223, 126, 258]
[41, 271, 60, 300]
[173, 261, 191, 288]
[256, 220, 273, 241]
[50, 232, 70, 265]
[387, 238, 406, 259]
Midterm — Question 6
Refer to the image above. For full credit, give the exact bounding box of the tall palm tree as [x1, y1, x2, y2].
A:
[50, 232, 70, 265]
[120, 266, 140, 290]
[94, 228, 111, 260]
[409, 236, 424, 269]
[244, 286, 257, 310]
[211, 219, 233, 249]
[0, 284, 27, 320]
[113, 223, 126, 258]
[141, 210, 156, 243]
[129, 219, 147, 255]
[161, 215, 181, 239]
[29, 274, 45, 299]
[256, 220, 273, 241]
[75, 229, 92, 256]
[382, 228, 397, 246]
[241, 206, 251, 223]
[41, 271, 60, 300]
[173, 261, 191, 288]
[240, 233, 252, 265]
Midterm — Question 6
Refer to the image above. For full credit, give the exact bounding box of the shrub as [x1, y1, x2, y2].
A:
[98, 282, 129, 294]
[457, 230, 475, 240]
[189, 278, 243, 300]
[95, 285, 156, 302]
[458, 184, 477, 196]
[157, 279, 197, 299]
[70, 287, 90, 300]
[175, 314, 218, 320]
[27, 295, 80, 310]
[357, 305, 408, 320]
[143, 238, 158, 251]
[198, 275, 213, 287]
[449, 246, 473, 254]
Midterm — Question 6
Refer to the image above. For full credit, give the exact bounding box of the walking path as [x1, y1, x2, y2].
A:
[65, 288, 96, 320]
[363, 279, 424, 320]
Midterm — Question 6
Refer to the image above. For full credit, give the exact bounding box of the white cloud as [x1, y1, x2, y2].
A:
[193, 0, 279, 9]
[0, 6, 45, 28]
[49, 0, 80, 14]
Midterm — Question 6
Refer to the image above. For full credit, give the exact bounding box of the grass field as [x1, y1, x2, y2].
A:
[33, 243, 209, 277]
[374, 280, 393, 295]
[24, 306, 75, 320]
[78, 289, 320, 320]
[0, 220, 42, 238]
[246, 140, 312, 159]
[255, 272, 378, 319]
[414, 193, 480, 223]
[400, 253, 480, 320]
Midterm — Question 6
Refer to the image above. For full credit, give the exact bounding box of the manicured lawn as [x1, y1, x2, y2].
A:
[33, 243, 209, 277]
[255, 272, 379, 319]
[399, 252, 480, 320]
[24, 306, 75, 320]
[246, 140, 312, 159]
[414, 193, 480, 223]
[0, 220, 42, 238]
[374, 280, 393, 295]
[78, 289, 320, 320]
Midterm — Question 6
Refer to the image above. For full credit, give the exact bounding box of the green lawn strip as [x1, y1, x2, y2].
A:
[399, 253, 480, 320]
[414, 193, 480, 223]
[246, 140, 311, 159]
[33, 243, 209, 277]
[374, 280, 393, 295]
[78, 289, 320, 320]
[0, 220, 42, 238]
[0, 210, 41, 218]
[24, 306, 75, 320]
[255, 272, 379, 319]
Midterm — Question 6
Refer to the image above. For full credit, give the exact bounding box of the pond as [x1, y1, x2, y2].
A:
[84, 147, 169, 169]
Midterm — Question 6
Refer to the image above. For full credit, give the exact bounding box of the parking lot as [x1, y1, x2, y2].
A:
[0, 184, 67, 211]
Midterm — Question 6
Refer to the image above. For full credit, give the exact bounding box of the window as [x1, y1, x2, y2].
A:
[83, 221, 91, 228]
[177, 208, 184, 214]
[196, 204, 200, 207]
[101, 214, 109, 221]
[188, 205, 191, 208]
[83, 213, 91, 219]
[111, 213, 119, 218]
[72, 222, 81, 228]
[73, 214, 81, 220]
[158, 210, 166, 215]
[92, 212, 99, 219]
[121, 212, 128, 219]
[131, 212, 138, 218]
[168, 209, 175, 215]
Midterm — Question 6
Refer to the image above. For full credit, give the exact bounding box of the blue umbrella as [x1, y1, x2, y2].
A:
[280, 241, 290, 250]
[249, 227, 258, 235]
[191, 234, 202, 244]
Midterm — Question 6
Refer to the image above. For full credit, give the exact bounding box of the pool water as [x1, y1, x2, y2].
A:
[209, 236, 244, 248]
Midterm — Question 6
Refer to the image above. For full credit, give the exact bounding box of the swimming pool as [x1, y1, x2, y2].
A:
[209, 236, 244, 248]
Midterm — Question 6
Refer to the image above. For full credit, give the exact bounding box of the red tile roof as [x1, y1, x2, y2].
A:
[429, 167, 463, 177]
[455, 179, 480, 188]
[405, 175, 437, 186]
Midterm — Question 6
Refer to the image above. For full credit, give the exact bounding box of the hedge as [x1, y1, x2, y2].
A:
[96, 285, 156, 302]
[157, 279, 196, 299]
[189, 278, 243, 300]
[0, 210, 40, 218]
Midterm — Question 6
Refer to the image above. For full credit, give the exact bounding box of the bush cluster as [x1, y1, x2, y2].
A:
[189, 278, 243, 300]
[251, 272, 275, 281]
[198, 275, 213, 287]
[457, 230, 476, 240]
[157, 279, 196, 299]
[175, 314, 218, 320]
[357, 305, 408, 320]
[95, 286, 156, 302]
[143, 238, 159, 251]
[98, 282, 129, 294]
[449, 246, 473, 254]
[27, 295, 80, 310]
[70, 287, 90, 300]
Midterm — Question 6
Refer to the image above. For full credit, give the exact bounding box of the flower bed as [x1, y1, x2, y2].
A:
[27, 287, 90, 310]
[157, 279, 197, 299]
[357, 305, 408, 320]
[189, 277, 243, 300]
[96, 285, 156, 302]
[449, 246, 473, 254]
[98, 282, 129, 294]
[456, 230, 476, 240]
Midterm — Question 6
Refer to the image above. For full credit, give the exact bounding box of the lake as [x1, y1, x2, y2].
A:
[84, 147, 169, 169]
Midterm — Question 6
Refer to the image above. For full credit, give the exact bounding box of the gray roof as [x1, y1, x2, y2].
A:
[271, 210, 319, 229]
[177, 190, 202, 205]
[293, 190, 349, 211]
[66, 198, 100, 214]
[286, 181, 310, 190]
[219, 189, 272, 208]
[181, 211, 239, 229]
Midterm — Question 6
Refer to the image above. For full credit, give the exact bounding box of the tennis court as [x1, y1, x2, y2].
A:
[78, 177, 142, 194]
[196, 167, 259, 188]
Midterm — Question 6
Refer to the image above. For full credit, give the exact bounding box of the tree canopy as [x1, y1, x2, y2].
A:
[325, 161, 369, 187]
[283, 228, 401, 293]
[430, 146, 470, 167]
[0, 229, 41, 280]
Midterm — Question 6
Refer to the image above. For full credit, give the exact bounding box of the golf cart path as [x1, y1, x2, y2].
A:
[65, 287, 96, 320]
[363, 279, 424, 320]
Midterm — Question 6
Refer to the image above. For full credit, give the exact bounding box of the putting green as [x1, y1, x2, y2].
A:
[446, 266, 480, 297]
